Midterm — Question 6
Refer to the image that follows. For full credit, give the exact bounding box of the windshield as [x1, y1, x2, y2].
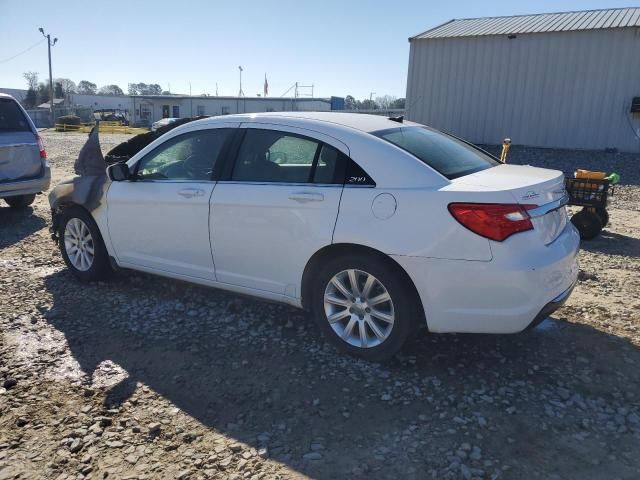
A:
[0, 98, 31, 132]
[373, 126, 498, 179]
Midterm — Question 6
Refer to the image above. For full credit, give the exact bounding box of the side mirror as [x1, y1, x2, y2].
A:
[108, 162, 131, 181]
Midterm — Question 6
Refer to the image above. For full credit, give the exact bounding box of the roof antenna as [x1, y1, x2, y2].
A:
[389, 115, 404, 123]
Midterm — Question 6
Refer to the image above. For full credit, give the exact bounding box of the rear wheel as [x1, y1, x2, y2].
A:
[311, 253, 420, 362]
[571, 209, 602, 240]
[58, 207, 112, 281]
[4, 194, 36, 208]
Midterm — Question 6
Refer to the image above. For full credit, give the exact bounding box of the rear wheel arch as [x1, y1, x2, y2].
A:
[301, 243, 426, 327]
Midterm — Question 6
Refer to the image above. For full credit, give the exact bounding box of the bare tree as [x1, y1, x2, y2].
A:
[23, 72, 39, 90]
[375, 95, 397, 109]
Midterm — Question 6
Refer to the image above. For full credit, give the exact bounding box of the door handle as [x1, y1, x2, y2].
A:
[177, 188, 205, 198]
[288, 192, 324, 203]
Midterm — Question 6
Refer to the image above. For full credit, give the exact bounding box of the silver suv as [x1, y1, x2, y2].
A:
[0, 93, 51, 208]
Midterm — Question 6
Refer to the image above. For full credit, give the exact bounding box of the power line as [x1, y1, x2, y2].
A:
[0, 39, 45, 64]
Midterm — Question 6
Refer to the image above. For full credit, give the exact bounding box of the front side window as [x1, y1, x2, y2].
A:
[136, 129, 231, 181]
[373, 127, 498, 179]
[231, 129, 344, 184]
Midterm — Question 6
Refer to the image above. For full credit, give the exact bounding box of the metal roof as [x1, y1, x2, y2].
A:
[411, 7, 640, 39]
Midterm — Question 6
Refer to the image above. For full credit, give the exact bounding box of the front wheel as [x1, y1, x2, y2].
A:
[58, 207, 112, 281]
[4, 194, 36, 208]
[311, 254, 420, 362]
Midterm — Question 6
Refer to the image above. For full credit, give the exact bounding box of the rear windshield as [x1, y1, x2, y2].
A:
[373, 126, 498, 179]
[0, 98, 31, 132]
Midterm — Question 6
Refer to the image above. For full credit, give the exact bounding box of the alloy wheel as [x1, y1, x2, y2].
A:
[323, 269, 395, 348]
[64, 218, 95, 271]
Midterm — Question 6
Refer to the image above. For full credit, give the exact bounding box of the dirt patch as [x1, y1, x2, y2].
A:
[1, 131, 639, 479]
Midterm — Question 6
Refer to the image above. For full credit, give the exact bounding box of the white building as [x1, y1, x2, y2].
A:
[131, 95, 337, 125]
[406, 8, 640, 152]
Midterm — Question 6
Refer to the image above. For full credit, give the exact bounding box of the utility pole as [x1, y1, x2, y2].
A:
[369, 92, 376, 102]
[39, 28, 57, 126]
[238, 66, 244, 97]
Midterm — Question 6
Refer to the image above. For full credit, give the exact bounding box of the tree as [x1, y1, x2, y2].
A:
[55, 78, 77, 98]
[344, 95, 356, 110]
[129, 82, 163, 95]
[390, 98, 406, 109]
[23, 72, 39, 90]
[357, 99, 378, 110]
[98, 84, 124, 96]
[54, 82, 64, 99]
[375, 95, 397, 109]
[77, 80, 97, 95]
[24, 89, 37, 109]
[23, 72, 39, 108]
[36, 82, 49, 105]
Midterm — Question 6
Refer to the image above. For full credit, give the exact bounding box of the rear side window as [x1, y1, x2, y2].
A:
[231, 129, 344, 184]
[373, 127, 498, 179]
[0, 98, 31, 132]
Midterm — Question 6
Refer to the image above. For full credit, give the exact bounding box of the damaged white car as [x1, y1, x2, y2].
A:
[49, 113, 579, 361]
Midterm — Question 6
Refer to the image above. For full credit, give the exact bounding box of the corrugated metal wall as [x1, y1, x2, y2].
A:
[406, 28, 640, 152]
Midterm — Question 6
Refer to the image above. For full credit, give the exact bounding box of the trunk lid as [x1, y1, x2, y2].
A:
[0, 131, 42, 183]
[452, 164, 568, 244]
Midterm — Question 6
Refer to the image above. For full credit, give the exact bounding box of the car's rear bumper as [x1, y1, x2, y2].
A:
[0, 165, 51, 198]
[391, 222, 580, 334]
[525, 279, 576, 330]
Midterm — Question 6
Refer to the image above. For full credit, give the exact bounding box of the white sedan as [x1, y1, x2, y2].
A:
[50, 112, 579, 361]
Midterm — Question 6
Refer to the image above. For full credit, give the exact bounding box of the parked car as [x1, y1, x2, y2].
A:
[151, 117, 179, 132]
[49, 113, 579, 361]
[0, 93, 50, 208]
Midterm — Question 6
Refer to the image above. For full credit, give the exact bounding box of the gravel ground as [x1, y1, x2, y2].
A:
[1, 131, 639, 480]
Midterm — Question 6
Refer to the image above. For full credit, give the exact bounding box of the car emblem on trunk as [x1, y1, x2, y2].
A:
[522, 191, 539, 200]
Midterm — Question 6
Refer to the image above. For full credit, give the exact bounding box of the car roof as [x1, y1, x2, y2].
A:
[195, 112, 419, 134]
[0, 93, 18, 101]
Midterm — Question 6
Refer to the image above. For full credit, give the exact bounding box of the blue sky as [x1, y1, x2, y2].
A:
[0, 0, 633, 99]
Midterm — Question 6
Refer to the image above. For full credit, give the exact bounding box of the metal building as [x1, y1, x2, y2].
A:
[406, 8, 640, 152]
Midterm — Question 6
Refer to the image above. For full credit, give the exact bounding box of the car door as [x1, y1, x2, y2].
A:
[209, 124, 347, 297]
[107, 125, 236, 280]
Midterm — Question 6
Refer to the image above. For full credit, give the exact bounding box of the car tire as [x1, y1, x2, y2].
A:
[310, 253, 421, 362]
[4, 194, 36, 208]
[571, 209, 602, 240]
[58, 206, 112, 281]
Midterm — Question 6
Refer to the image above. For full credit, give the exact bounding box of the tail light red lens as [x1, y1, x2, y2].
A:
[448, 203, 537, 241]
[35, 133, 47, 159]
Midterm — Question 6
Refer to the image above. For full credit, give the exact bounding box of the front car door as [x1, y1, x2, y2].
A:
[209, 123, 347, 298]
[107, 124, 237, 280]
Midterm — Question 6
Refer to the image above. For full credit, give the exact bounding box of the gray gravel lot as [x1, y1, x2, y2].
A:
[1, 131, 639, 480]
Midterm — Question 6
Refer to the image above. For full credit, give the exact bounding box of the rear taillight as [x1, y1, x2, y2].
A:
[448, 203, 537, 241]
[35, 133, 47, 159]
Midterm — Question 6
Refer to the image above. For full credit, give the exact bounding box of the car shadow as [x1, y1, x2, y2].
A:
[0, 204, 47, 248]
[42, 269, 640, 479]
[580, 231, 640, 258]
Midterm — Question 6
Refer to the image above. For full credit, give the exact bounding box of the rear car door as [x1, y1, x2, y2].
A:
[107, 125, 237, 280]
[209, 124, 347, 297]
[0, 97, 42, 183]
